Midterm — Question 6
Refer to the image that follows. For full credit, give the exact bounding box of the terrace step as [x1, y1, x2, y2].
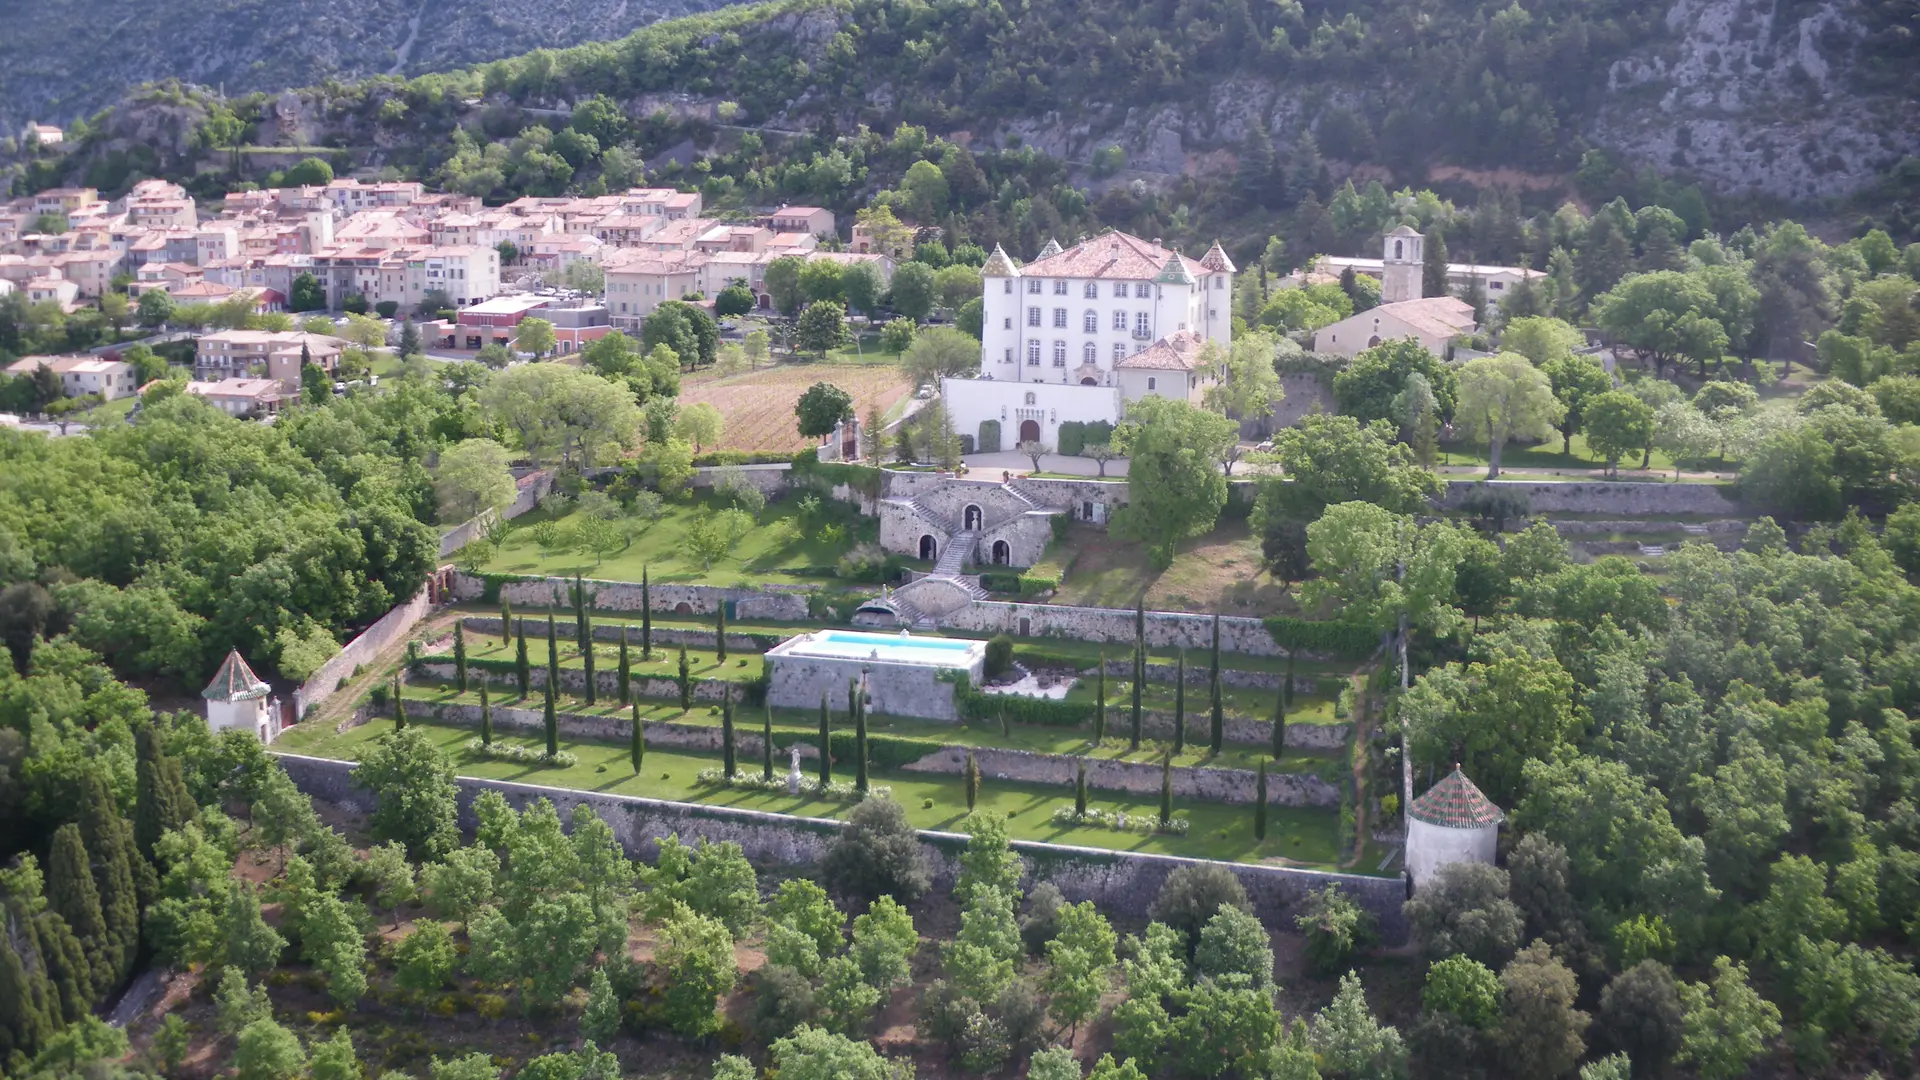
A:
[934, 530, 977, 576]
[1002, 482, 1045, 511]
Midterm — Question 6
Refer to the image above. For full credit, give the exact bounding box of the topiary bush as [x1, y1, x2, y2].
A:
[984, 634, 1015, 678]
[977, 420, 1002, 454]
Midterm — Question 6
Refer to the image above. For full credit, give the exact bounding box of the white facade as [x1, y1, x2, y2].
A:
[1382, 225, 1423, 305]
[941, 377, 1120, 454]
[1406, 816, 1500, 888]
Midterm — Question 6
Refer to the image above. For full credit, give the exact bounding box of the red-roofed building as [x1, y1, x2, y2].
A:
[1406, 766, 1504, 888]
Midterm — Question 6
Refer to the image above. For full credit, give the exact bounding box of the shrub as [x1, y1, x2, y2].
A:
[977, 420, 1002, 454]
[1264, 617, 1380, 658]
[822, 797, 930, 903]
[836, 543, 892, 582]
[464, 739, 578, 768]
[1296, 884, 1376, 976]
[1057, 421, 1087, 457]
[980, 572, 1021, 594]
[984, 634, 1015, 678]
[1050, 805, 1189, 835]
[1149, 863, 1251, 947]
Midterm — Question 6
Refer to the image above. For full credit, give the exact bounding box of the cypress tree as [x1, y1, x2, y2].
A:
[716, 604, 728, 663]
[46, 824, 108, 999]
[721, 689, 737, 779]
[677, 645, 692, 711]
[1209, 615, 1223, 754]
[855, 684, 870, 796]
[1074, 760, 1087, 817]
[1094, 654, 1107, 744]
[543, 680, 559, 758]
[0, 936, 51, 1061]
[393, 677, 407, 730]
[1255, 761, 1269, 840]
[546, 616, 559, 700]
[965, 752, 980, 811]
[641, 699, 656, 772]
[134, 723, 196, 862]
[1285, 648, 1295, 707]
[480, 683, 494, 746]
[581, 613, 597, 707]
[1172, 650, 1186, 755]
[617, 627, 631, 706]
[514, 621, 530, 699]
[1272, 680, 1287, 760]
[453, 621, 468, 694]
[818, 692, 833, 787]
[499, 598, 512, 647]
[1130, 638, 1144, 750]
[641, 566, 653, 661]
[1159, 756, 1173, 828]
[77, 772, 140, 986]
[33, 909, 91, 1022]
[762, 706, 775, 782]
[573, 574, 588, 651]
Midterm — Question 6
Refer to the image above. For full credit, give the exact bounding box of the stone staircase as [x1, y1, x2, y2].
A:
[934, 530, 977, 576]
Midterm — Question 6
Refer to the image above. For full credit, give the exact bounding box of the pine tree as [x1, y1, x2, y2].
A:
[134, 723, 197, 861]
[816, 691, 833, 786]
[546, 616, 559, 702]
[1094, 653, 1107, 744]
[221, 881, 285, 974]
[514, 621, 530, 698]
[1209, 616, 1223, 754]
[543, 680, 559, 758]
[1173, 650, 1187, 755]
[1255, 762, 1269, 840]
[762, 706, 776, 781]
[965, 752, 980, 811]
[499, 598, 512, 647]
[78, 772, 141, 985]
[1159, 756, 1174, 828]
[453, 621, 468, 694]
[1074, 760, 1087, 817]
[677, 645, 692, 711]
[33, 909, 92, 1022]
[46, 823, 109, 999]
[641, 566, 653, 661]
[393, 677, 407, 730]
[1272, 680, 1287, 760]
[617, 627, 631, 706]
[641, 699, 656, 772]
[855, 684, 870, 796]
[721, 690, 737, 779]
[716, 604, 728, 663]
[480, 683, 494, 746]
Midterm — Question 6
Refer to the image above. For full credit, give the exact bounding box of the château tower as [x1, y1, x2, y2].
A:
[1382, 224, 1423, 305]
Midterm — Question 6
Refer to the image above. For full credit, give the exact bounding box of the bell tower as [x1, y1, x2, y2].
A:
[1382, 225, 1423, 305]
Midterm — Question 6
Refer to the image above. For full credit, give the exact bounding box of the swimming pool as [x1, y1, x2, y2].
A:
[781, 629, 984, 667]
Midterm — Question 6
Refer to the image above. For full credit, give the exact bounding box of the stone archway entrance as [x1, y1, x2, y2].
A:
[1080, 377, 1097, 386]
[674, 602, 693, 614]
[1019, 419, 1040, 443]
[964, 504, 983, 529]
[992, 540, 1010, 565]
[919, 534, 937, 561]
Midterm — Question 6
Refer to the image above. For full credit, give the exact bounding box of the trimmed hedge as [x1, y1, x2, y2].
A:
[979, 572, 1056, 597]
[693, 450, 796, 467]
[769, 729, 944, 770]
[1263, 617, 1380, 659]
[792, 451, 883, 497]
[964, 693, 1096, 727]
[977, 419, 1002, 454]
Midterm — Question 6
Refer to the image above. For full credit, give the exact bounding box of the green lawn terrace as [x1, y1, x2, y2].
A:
[477, 491, 876, 588]
[274, 715, 1352, 871]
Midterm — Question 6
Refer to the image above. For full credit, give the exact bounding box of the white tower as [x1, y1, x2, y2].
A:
[203, 648, 274, 742]
[1382, 224, 1424, 305]
[979, 243, 1022, 379]
[1197, 240, 1237, 349]
[1404, 765, 1503, 889]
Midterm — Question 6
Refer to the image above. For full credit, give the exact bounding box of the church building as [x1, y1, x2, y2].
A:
[942, 231, 1235, 454]
[1311, 226, 1477, 359]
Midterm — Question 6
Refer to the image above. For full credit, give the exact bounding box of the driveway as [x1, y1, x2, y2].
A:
[963, 451, 1129, 478]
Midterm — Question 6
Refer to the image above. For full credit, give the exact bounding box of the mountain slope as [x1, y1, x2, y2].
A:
[0, 0, 750, 132]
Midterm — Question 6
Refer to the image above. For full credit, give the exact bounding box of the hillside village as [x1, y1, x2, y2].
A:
[4, 4, 1920, 1080]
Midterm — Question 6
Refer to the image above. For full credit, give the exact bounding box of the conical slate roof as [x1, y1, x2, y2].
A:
[1198, 239, 1236, 274]
[981, 243, 1019, 277]
[1153, 250, 1196, 286]
[1036, 237, 1063, 259]
[203, 648, 271, 702]
[1407, 766, 1503, 828]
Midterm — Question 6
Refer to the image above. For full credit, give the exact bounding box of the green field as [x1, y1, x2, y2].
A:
[483, 493, 873, 586]
[277, 717, 1351, 868]
[1434, 433, 1712, 475]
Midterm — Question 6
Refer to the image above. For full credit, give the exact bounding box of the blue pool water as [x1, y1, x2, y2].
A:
[789, 630, 984, 666]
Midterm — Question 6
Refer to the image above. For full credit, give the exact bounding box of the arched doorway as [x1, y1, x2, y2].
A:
[1366, 335, 1381, 347]
[1080, 377, 1097, 386]
[674, 602, 693, 614]
[919, 534, 937, 561]
[964, 504, 983, 530]
[1019, 419, 1040, 443]
[992, 540, 1010, 565]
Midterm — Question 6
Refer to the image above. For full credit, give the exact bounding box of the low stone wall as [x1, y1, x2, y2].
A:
[459, 616, 773, 653]
[273, 754, 1406, 940]
[450, 573, 811, 621]
[399, 700, 811, 759]
[944, 601, 1307, 658]
[1096, 659, 1340, 696]
[903, 745, 1340, 807]
[1439, 479, 1739, 516]
[415, 662, 740, 704]
[691, 464, 792, 494]
[1128, 710, 1351, 752]
[439, 470, 554, 558]
[295, 583, 434, 720]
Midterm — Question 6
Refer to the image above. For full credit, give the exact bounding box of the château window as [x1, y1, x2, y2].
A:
[1134, 312, 1151, 335]
[1083, 282, 1098, 298]
[1004, 348, 1013, 363]
[1053, 308, 1067, 328]
[1028, 307, 1041, 327]
[1112, 310, 1127, 330]
[1025, 392, 1037, 405]
[1027, 342, 1040, 366]
[1147, 377, 1157, 390]
[1028, 279, 1042, 294]
[1004, 318, 1012, 329]
[1052, 341, 1066, 367]
[1083, 342, 1097, 363]
[1053, 280, 1068, 295]
[1083, 310, 1098, 333]
[1113, 282, 1128, 298]
[1134, 282, 1151, 298]
[1004, 280, 1013, 293]
[1112, 343, 1127, 362]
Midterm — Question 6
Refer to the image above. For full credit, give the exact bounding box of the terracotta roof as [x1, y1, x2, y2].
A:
[1036, 237, 1063, 259]
[981, 243, 1019, 277]
[1387, 224, 1421, 238]
[1407, 767, 1503, 828]
[1114, 330, 1209, 371]
[1377, 296, 1476, 339]
[203, 648, 270, 702]
[1020, 230, 1180, 282]
[1198, 240, 1236, 274]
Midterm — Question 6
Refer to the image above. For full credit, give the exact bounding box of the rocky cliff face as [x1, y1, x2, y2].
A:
[0, 0, 746, 132]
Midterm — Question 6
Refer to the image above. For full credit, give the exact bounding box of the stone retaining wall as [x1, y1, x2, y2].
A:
[944, 602, 1315, 658]
[451, 573, 811, 621]
[1096, 659, 1340, 696]
[903, 745, 1340, 807]
[1439, 480, 1739, 516]
[460, 616, 770, 653]
[1128, 710, 1352, 751]
[415, 662, 740, 703]
[273, 754, 1407, 940]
